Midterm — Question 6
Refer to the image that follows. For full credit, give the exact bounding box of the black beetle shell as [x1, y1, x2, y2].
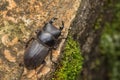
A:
[43, 23, 61, 39]
[24, 18, 64, 69]
[24, 40, 49, 69]
[37, 31, 56, 47]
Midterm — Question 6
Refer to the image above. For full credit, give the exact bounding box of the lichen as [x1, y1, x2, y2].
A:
[52, 36, 83, 80]
[0, 20, 31, 45]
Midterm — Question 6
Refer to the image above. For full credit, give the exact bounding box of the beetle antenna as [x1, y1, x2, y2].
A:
[49, 17, 57, 24]
[60, 21, 64, 30]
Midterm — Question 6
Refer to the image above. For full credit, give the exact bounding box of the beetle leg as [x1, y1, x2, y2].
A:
[59, 36, 67, 40]
[42, 60, 46, 64]
[19, 62, 24, 68]
[49, 17, 57, 24]
[18, 38, 35, 48]
[53, 45, 58, 50]
[52, 38, 59, 50]
[50, 50, 57, 64]
[25, 37, 35, 48]
[36, 61, 46, 75]
[35, 29, 40, 34]
[59, 21, 64, 30]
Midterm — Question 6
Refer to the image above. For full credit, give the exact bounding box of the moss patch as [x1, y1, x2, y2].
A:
[52, 36, 83, 80]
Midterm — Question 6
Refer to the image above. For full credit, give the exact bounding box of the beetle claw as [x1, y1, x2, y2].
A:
[51, 60, 57, 65]
[60, 21, 64, 30]
[19, 62, 24, 67]
[42, 60, 46, 64]
[35, 29, 40, 34]
[25, 37, 34, 48]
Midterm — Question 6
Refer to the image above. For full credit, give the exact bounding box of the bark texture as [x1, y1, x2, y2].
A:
[0, 0, 107, 80]
[70, 0, 107, 80]
[0, 0, 80, 80]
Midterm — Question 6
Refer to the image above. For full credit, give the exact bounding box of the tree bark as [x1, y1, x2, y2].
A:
[0, 0, 80, 80]
[0, 0, 108, 80]
[70, 0, 108, 80]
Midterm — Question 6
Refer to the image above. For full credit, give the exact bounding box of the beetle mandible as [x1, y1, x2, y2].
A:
[24, 18, 64, 69]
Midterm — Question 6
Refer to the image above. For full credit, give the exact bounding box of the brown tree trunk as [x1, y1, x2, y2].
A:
[70, 0, 108, 80]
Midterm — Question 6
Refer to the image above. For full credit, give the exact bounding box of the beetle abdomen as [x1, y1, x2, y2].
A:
[24, 40, 49, 69]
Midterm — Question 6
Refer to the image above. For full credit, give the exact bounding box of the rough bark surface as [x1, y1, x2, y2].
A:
[0, 0, 107, 80]
[70, 0, 107, 80]
[0, 0, 80, 80]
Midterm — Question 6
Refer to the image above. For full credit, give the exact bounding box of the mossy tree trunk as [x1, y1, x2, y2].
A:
[70, 0, 109, 80]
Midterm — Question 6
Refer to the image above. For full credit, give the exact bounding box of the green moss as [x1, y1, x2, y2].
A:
[94, 16, 102, 30]
[52, 36, 83, 80]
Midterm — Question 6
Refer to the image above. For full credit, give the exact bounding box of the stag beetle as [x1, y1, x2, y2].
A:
[24, 18, 64, 69]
